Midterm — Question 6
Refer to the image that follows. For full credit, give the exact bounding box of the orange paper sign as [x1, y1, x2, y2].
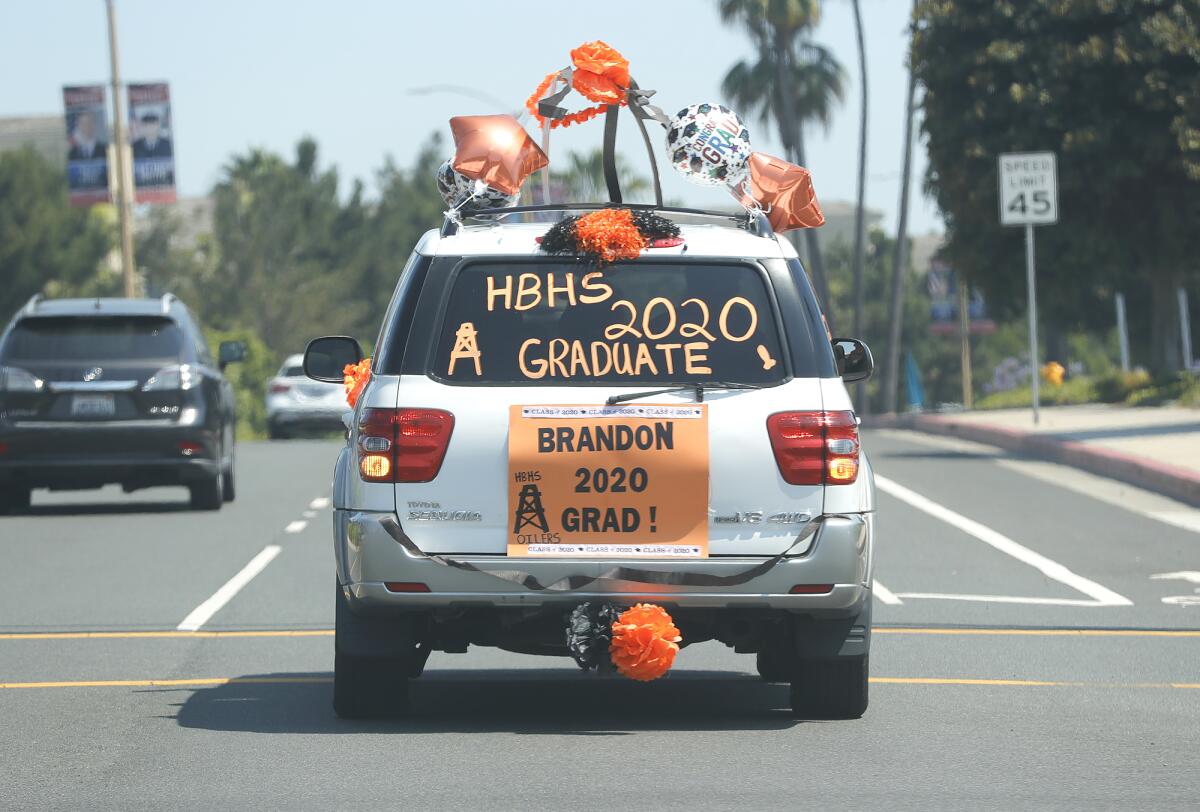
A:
[507, 404, 709, 558]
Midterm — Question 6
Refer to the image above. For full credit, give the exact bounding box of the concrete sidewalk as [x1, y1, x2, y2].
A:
[871, 404, 1200, 506]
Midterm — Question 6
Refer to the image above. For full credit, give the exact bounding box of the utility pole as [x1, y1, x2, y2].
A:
[1115, 292, 1131, 372]
[883, 2, 919, 414]
[105, 0, 137, 298]
[958, 279, 973, 409]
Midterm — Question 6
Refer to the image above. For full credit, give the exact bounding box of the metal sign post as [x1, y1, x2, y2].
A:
[999, 152, 1058, 425]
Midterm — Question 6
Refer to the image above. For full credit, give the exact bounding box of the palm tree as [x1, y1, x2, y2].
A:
[550, 149, 653, 203]
[718, 0, 845, 324]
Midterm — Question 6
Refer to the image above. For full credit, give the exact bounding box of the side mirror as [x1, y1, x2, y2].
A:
[217, 340, 247, 371]
[304, 336, 363, 383]
[832, 338, 874, 383]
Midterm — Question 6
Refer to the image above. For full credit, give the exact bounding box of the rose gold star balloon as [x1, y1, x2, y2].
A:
[742, 152, 825, 233]
[450, 115, 549, 196]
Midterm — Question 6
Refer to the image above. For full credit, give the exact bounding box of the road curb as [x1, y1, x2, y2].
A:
[869, 413, 1200, 508]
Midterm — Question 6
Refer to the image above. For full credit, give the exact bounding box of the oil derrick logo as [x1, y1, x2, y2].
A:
[513, 483, 549, 533]
[448, 322, 482, 376]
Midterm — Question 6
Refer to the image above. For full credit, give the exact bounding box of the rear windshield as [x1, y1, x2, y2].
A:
[433, 262, 786, 385]
[281, 365, 304, 377]
[3, 316, 183, 362]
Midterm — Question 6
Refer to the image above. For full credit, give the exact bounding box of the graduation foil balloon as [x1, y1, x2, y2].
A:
[665, 103, 752, 186]
[436, 158, 518, 212]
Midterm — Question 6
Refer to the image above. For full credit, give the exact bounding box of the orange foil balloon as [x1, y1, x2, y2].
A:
[746, 152, 825, 234]
[450, 115, 548, 196]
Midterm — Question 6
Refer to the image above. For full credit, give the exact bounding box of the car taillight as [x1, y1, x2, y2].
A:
[142, 364, 195, 392]
[766, 410, 859, 485]
[357, 407, 454, 483]
[269, 381, 292, 394]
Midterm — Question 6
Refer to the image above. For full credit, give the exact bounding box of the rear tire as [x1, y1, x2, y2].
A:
[267, 421, 288, 440]
[0, 486, 31, 515]
[333, 650, 411, 719]
[189, 471, 223, 511]
[221, 454, 235, 503]
[755, 648, 792, 683]
[789, 656, 869, 720]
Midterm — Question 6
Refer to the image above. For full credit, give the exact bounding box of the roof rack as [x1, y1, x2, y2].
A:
[440, 203, 775, 241]
[22, 293, 43, 315]
[160, 292, 178, 314]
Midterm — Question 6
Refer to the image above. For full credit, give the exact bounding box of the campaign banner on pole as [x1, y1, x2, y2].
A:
[62, 85, 111, 207]
[127, 82, 176, 203]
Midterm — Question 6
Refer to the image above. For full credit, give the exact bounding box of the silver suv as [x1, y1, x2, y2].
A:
[306, 205, 876, 719]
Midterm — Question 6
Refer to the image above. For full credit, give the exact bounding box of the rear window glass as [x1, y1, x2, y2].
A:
[3, 317, 183, 362]
[281, 365, 304, 377]
[433, 262, 786, 385]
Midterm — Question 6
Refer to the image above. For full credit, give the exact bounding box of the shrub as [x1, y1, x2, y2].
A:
[204, 327, 279, 439]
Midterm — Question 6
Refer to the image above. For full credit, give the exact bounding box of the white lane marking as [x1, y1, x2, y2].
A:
[876, 429, 1200, 536]
[893, 592, 1107, 607]
[284, 520, 307, 534]
[309, 497, 331, 510]
[176, 545, 282, 632]
[872, 580, 903, 605]
[1151, 571, 1200, 584]
[875, 475, 1132, 607]
[302, 510, 317, 519]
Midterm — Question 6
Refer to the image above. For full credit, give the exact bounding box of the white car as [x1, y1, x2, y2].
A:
[305, 204, 876, 720]
[265, 354, 348, 439]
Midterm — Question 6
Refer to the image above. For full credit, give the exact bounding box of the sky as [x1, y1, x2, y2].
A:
[0, 0, 941, 236]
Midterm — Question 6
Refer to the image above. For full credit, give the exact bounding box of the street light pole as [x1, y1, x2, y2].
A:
[105, 0, 137, 298]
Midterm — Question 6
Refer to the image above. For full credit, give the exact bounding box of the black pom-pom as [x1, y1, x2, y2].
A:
[566, 602, 621, 671]
[629, 210, 681, 241]
[538, 216, 582, 255]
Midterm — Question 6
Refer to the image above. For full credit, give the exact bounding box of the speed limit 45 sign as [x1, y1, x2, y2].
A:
[999, 152, 1057, 226]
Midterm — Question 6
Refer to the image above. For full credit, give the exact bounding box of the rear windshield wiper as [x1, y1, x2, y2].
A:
[606, 381, 762, 405]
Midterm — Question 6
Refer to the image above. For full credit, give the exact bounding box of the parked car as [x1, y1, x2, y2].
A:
[265, 353, 349, 439]
[306, 205, 876, 720]
[0, 294, 244, 512]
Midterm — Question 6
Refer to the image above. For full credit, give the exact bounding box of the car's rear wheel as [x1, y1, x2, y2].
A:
[221, 453, 235, 503]
[789, 655, 869, 720]
[189, 470, 223, 511]
[0, 485, 31, 515]
[267, 420, 288, 440]
[333, 650, 411, 719]
[755, 647, 792, 683]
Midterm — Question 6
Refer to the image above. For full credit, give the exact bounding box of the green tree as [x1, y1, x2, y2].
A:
[913, 0, 1200, 371]
[0, 147, 113, 319]
[718, 0, 846, 323]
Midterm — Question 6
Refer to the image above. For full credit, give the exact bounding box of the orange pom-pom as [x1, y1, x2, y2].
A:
[574, 208, 646, 264]
[343, 357, 371, 408]
[610, 603, 681, 682]
[570, 40, 630, 97]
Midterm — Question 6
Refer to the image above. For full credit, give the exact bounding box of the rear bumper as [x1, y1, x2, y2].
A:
[0, 421, 220, 489]
[336, 510, 873, 615]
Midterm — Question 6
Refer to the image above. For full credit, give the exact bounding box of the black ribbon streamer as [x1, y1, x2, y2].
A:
[565, 601, 620, 671]
[378, 514, 828, 592]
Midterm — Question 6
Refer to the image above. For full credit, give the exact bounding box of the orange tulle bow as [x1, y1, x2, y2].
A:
[574, 208, 646, 264]
[610, 603, 682, 682]
[343, 357, 371, 408]
[526, 40, 630, 129]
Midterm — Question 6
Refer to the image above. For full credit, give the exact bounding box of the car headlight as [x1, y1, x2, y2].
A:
[0, 366, 44, 393]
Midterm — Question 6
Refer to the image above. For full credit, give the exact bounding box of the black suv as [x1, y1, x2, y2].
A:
[0, 294, 244, 512]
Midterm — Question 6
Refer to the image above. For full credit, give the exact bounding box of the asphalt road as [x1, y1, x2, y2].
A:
[2, 429, 1198, 810]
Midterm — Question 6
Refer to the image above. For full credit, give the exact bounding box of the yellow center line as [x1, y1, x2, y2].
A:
[1, 627, 1197, 642]
[875, 627, 1200, 638]
[0, 630, 335, 641]
[0, 676, 1196, 690]
[0, 677, 333, 689]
